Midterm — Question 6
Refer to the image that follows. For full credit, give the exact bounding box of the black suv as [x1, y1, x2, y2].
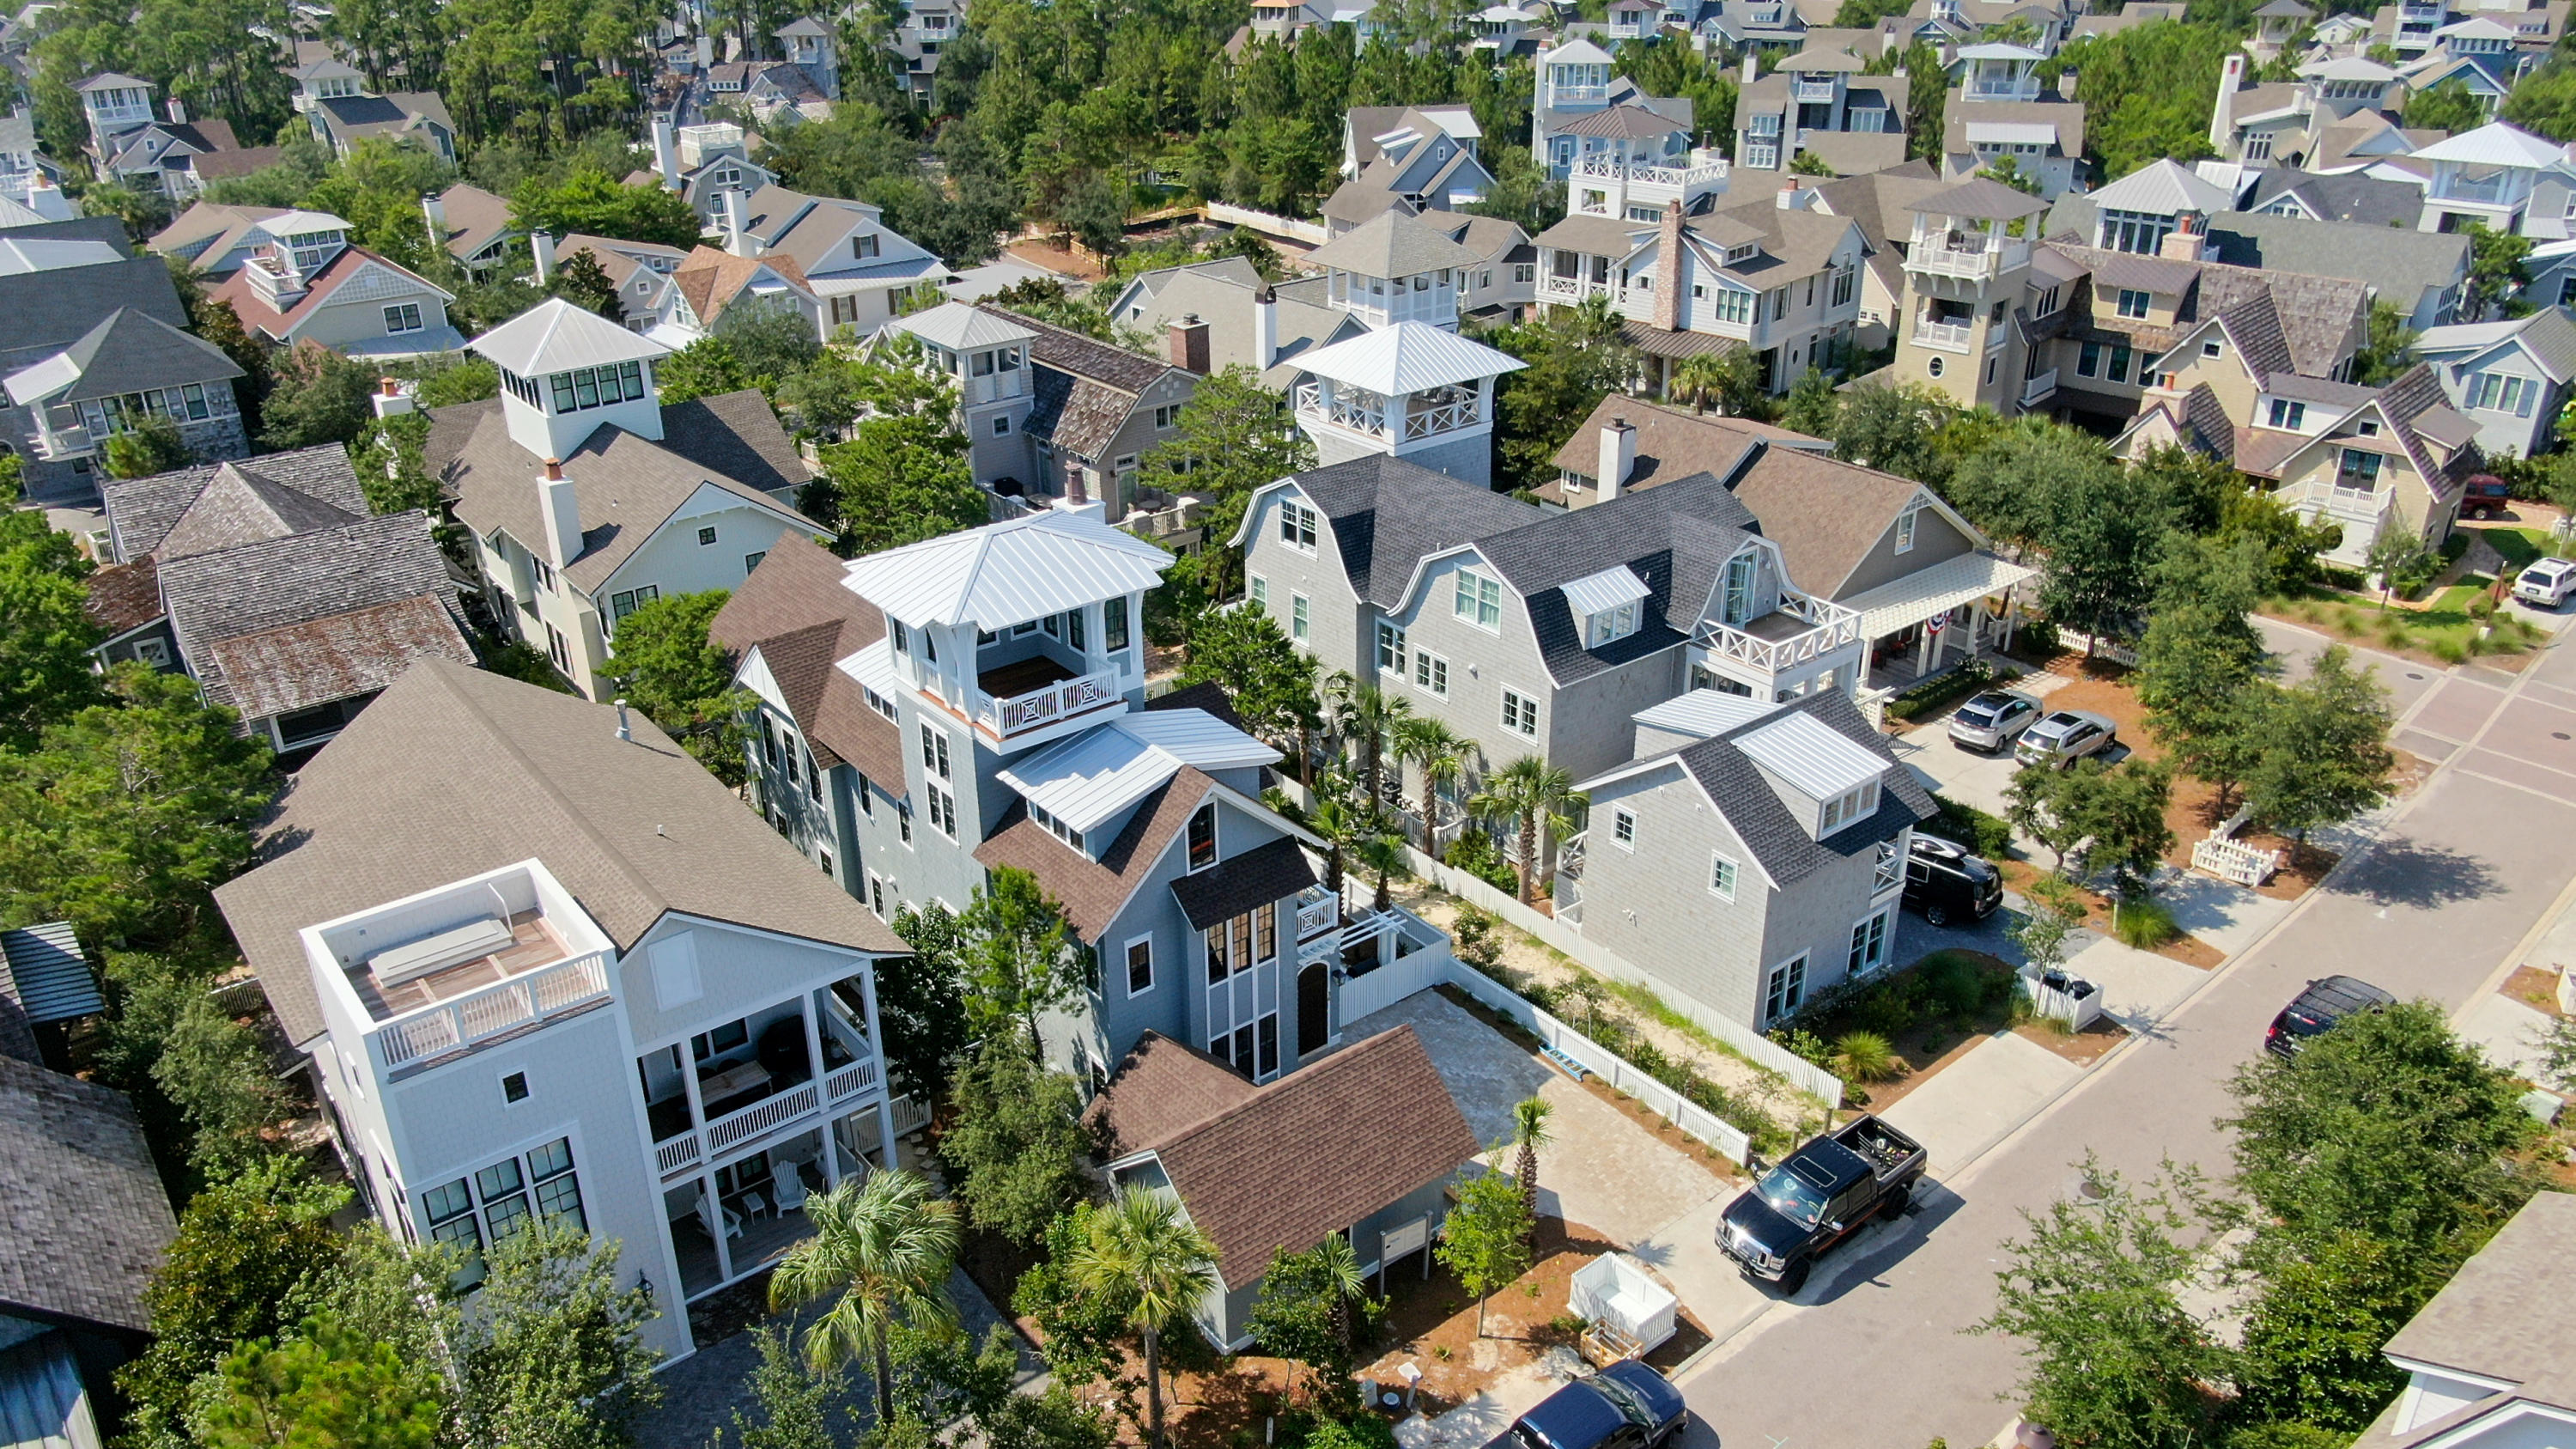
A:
[2264, 975, 2397, 1058]
[1903, 835, 2002, 926]
[1485, 1362, 1689, 1449]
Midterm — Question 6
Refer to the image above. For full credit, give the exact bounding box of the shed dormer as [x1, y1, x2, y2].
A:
[470, 298, 672, 460]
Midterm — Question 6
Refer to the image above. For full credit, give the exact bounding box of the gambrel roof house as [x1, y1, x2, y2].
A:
[91, 445, 471, 752]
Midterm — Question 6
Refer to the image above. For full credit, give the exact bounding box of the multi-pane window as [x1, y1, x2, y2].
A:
[1030, 801, 1084, 851]
[1722, 553, 1756, 625]
[1829, 264, 1856, 307]
[1154, 405, 1182, 429]
[1413, 649, 1449, 696]
[1454, 570, 1503, 629]
[1707, 289, 1753, 326]
[1501, 688, 1538, 738]
[1894, 508, 1919, 555]
[1611, 807, 1636, 848]
[1848, 910, 1889, 976]
[383, 302, 423, 332]
[1587, 601, 1637, 647]
[1250, 575, 1269, 608]
[926, 782, 957, 837]
[1291, 594, 1309, 642]
[1278, 500, 1318, 551]
[1376, 621, 1407, 674]
[2472, 373, 2537, 416]
[2336, 447, 2385, 490]
[2266, 399, 2306, 430]
[1710, 853, 1738, 901]
[1101, 596, 1130, 654]
[609, 584, 660, 621]
[2115, 289, 2152, 320]
[1765, 954, 1807, 1023]
[421, 1137, 583, 1288]
[1820, 781, 1880, 833]
[549, 361, 649, 413]
[920, 725, 951, 780]
[1127, 938, 1154, 995]
[1203, 904, 1279, 983]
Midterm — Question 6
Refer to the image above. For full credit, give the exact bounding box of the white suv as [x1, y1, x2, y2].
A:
[2514, 557, 2576, 608]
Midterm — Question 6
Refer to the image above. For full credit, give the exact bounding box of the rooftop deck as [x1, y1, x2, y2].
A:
[350, 911, 571, 1023]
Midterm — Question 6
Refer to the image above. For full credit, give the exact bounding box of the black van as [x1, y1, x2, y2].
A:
[2264, 976, 2396, 1058]
[1903, 835, 2002, 926]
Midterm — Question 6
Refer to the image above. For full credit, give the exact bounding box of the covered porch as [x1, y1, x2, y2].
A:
[662, 1099, 933, 1301]
[1842, 551, 2039, 693]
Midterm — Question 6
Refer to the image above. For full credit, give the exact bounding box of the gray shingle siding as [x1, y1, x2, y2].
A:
[1575, 762, 1773, 1025]
[1832, 503, 1974, 599]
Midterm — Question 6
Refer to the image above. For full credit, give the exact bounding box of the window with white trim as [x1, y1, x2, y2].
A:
[926, 782, 957, 837]
[1413, 648, 1449, 696]
[1819, 781, 1880, 834]
[1278, 499, 1318, 551]
[1454, 569, 1503, 629]
[1611, 807, 1636, 848]
[1586, 601, 1637, 647]
[1848, 907, 1890, 976]
[1376, 621, 1407, 674]
[383, 302, 423, 332]
[1710, 852, 1738, 900]
[1894, 507, 1919, 555]
[420, 1136, 585, 1288]
[1765, 953, 1807, 1023]
[920, 724, 951, 780]
[1250, 575, 1269, 608]
[1291, 593, 1309, 642]
[1126, 935, 1154, 995]
[1501, 688, 1538, 738]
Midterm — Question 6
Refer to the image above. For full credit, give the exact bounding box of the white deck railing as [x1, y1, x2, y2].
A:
[973, 666, 1121, 739]
[375, 951, 611, 1071]
[1912, 319, 1976, 350]
[1694, 590, 1862, 675]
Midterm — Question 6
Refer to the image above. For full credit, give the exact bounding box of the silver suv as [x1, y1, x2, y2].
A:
[1948, 690, 2041, 752]
[2014, 709, 2117, 769]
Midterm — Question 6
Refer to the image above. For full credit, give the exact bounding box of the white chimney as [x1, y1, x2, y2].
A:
[615, 699, 632, 741]
[1777, 177, 1813, 209]
[723, 31, 742, 61]
[540, 460, 583, 566]
[532, 230, 557, 283]
[1598, 415, 1636, 501]
[165, 96, 185, 124]
[25, 174, 72, 222]
[421, 192, 447, 240]
[1741, 54, 1758, 83]
[2211, 54, 2245, 154]
[371, 377, 414, 418]
[1254, 285, 1279, 371]
[695, 33, 714, 67]
[653, 115, 682, 190]
[723, 188, 750, 256]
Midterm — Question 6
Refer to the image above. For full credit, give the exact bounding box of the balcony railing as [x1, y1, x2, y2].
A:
[1340, 291, 1458, 327]
[1404, 393, 1480, 440]
[2299, 482, 2394, 521]
[1296, 884, 1340, 941]
[30, 423, 95, 460]
[375, 950, 611, 1071]
[972, 666, 1121, 739]
[1966, 76, 2041, 100]
[1792, 77, 1838, 103]
[1572, 154, 1730, 192]
[1913, 319, 1976, 351]
[1293, 381, 1390, 436]
[2020, 367, 2059, 405]
[1909, 239, 2030, 279]
[1552, 83, 1609, 104]
[1693, 590, 1862, 676]
[962, 371, 1024, 406]
[654, 1048, 884, 1178]
[2430, 172, 2522, 205]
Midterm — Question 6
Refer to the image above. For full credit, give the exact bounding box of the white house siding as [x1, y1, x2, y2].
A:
[294, 294, 455, 353]
[1753, 827, 1905, 1024]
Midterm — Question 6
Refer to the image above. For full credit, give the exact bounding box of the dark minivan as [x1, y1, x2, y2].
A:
[2264, 975, 2397, 1059]
[1488, 1362, 1690, 1449]
[1904, 835, 2002, 926]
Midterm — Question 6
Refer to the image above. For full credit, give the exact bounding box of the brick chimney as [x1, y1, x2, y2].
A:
[2157, 210, 2207, 263]
[1167, 313, 1212, 374]
[1598, 415, 1637, 501]
[1653, 203, 1686, 333]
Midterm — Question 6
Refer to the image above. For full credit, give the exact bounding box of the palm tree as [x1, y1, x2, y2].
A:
[1327, 673, 1411, 811]
[1308, 792, 1360, 896]
[1072, 1186, 1220, 1449]
[767, 1170, 962, 1426]
[1390, 717, 1471, 852]
[1316, 1231, 1367, 1352]
[1670, 350, 1732, 415]
[1469, 757, 1589, 906]
[1355, 828, 1409, 914]
[1510, 1094, 1553, 1226]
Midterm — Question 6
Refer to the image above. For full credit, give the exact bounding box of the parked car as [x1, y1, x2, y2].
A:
[1947, 689, 2042, 752]
[2264, 975, 2397, 1059]
[2461, 474, 2512, 521]
[1487, 1361, 1689, 1449]
[1718, 1115, 1927, 1294]
[1903, 835, 2002, 926]
[2513, 557, 2576, 608]
[2014, 710, 2117, 769]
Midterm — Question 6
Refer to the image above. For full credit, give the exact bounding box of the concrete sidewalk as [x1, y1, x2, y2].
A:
[2458, 991, 2556, 1082]
[2063, 935, 2208, 1029]
[1878, 1032, 2082, 1166]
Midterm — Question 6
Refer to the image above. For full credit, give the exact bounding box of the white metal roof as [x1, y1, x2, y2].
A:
[998, 709, 1279, 834]
[1955, 41, 2045, 58]
[890, 300, 1034, 350]
[1291, 320, 1526, 395]
[471, 297, 671, 376]
[1546, 37, 1615, 64]
[1735, 709, 1889, 800]
[1560, 563, 1652, 617]
[1633, 689, 1777, 740]
[841, 508, 1174, 630]
[268, 209, 353, 236]
[0, 238, 119, 274]
[1839, 550, 2038, 638]
[1964, 121, 2062, 146]
[2410, 121, 2568, 169]
[2087, 157, 2232, 216]
[2297, 54, 2397, 81]
[2435, 15, 2518, 38]
[3, 350, 78, 406]
[837, 636, 902, 701]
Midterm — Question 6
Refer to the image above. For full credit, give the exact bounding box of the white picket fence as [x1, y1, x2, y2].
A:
[1404, 846, 1847, 1106]
[2058, 630, 2143, 667]
[2190, 805, 2282, 887]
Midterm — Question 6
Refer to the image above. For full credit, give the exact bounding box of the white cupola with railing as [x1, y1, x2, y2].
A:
[1958, 43, 2045, 101]
[470, 297, 673, 460]
[1288, 320, 1526, 487]
[1303, 211, 1485, 331]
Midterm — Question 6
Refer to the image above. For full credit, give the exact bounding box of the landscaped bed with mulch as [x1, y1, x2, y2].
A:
[1785, 949, 2129, 1113]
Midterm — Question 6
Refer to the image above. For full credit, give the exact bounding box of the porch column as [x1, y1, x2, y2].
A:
[679, 1045, 708, 1135]
[1860, 634, 1877, 686]
[800, 995, 827, 1094]
[703, 1166, 734, 1282]
[874, 1094, 899, 1172]
[1916, 621, 1935, 676]
[2002, 598, 2019, 652]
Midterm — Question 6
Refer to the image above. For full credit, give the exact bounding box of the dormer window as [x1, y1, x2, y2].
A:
[548, 361, 648, 413]
[1820, 781, 1880, 834]
[1588, 602, 1637, 647]
[2116, 289, 2152, 320]
[1029, 801, 1085, 853]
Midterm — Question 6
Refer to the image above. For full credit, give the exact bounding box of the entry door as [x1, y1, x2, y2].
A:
[1297, 963, 1330, 1055]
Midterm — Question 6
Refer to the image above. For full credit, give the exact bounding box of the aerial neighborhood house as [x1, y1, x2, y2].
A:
[714, 508, 1433, 1087]
[636, 120, 782, 227]
[152, 203, 349, 280]
[877, 301, 1204, 521]
[1940, 45, 2087, 198]
[1084, 1028, 1479, 1349]
[1731, 45, 1910, 177]
[778, 16, 841, 100]
[1330, 104, 1494, 224]
[0, 1018, 178, 1449]
[1105, 255, 1370, 385]
[1558, 688, 1934, 1030]
[0, 110, 72, 216]
[2398, 119, 2576, 237]
[2267, 363, 2484, 568]
[426, 299, 817, 699]
[1531, 39, 1695, 176]
[2409, 308, 2576, 456]
[423, 183, 521, 276]
[0, 223, 196, 497]
[2204, 52, 2409, 170]
[539, 232, 692, 331]
[210, 661, 910, 1366]
[307, 84, 458, 162]
[654, 242, 822, 345]
[286, 46, 368, 112]
[73, 72, 160, 164]
[704, 186, 947, 338]
[206, 214, 463, 359]
[3, 307, 249, 475]
[90, 99, 246, 201]
[2348, 1190, 2574, 1448]
[88, 444, 472, 752]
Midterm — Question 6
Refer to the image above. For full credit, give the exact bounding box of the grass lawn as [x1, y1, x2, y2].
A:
[2478, 527, 2555, 574]
[2264, 584, 2547, 665]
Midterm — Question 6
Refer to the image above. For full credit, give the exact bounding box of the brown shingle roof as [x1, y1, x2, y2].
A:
[2042, 241, 2367, 381]
[1081, 1031, 1256, 1155]
[674, 244, 812, 329]
[1121, 1026, 1479, 1285]
[708, 533, 901, 782]
[83, 557, 162, 636]
[973, 770, 1218, 943]
[202, 593, 472, 721]
[215, 660, 908, 1045]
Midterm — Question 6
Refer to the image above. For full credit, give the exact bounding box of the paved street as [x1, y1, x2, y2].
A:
[1669, 626, 2576, 1449]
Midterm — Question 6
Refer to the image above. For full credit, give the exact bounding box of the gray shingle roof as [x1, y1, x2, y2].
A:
[0, 255, 188, 371]
[1303, 210, 1485, 279]
[156, 460, 361, 560]
[100, 444, 363, 563]
[1674, 689, 1934, 885]
[215, 660, 909, 1047]
[0, 1053, 174, 1334]
[2200, 210, 2470, 309]
[46, 307, 242, 404]
[156, 509, 462, 715]
[2360, 1194, 2576, 1447]
[1285, 454, 1545, 608]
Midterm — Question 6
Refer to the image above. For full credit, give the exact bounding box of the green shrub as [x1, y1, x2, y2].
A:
[1925, 951, 1986, 1017]
[2112, 894, 2178, 949]
[2012, 618, 2061, 656]
[1443, 831, 1522, 896]
[1451, 905, 1504, 971]
[1924, 794, 2014, 860]
[1767, 1026, 1831, 1066]
[1832, 1031, 1903, 1083]
[2429, 635, 2470, 665]
[1889, 660, 1998, 722]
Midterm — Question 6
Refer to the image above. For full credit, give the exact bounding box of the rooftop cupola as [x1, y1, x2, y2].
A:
[469, 298, 672, 460]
